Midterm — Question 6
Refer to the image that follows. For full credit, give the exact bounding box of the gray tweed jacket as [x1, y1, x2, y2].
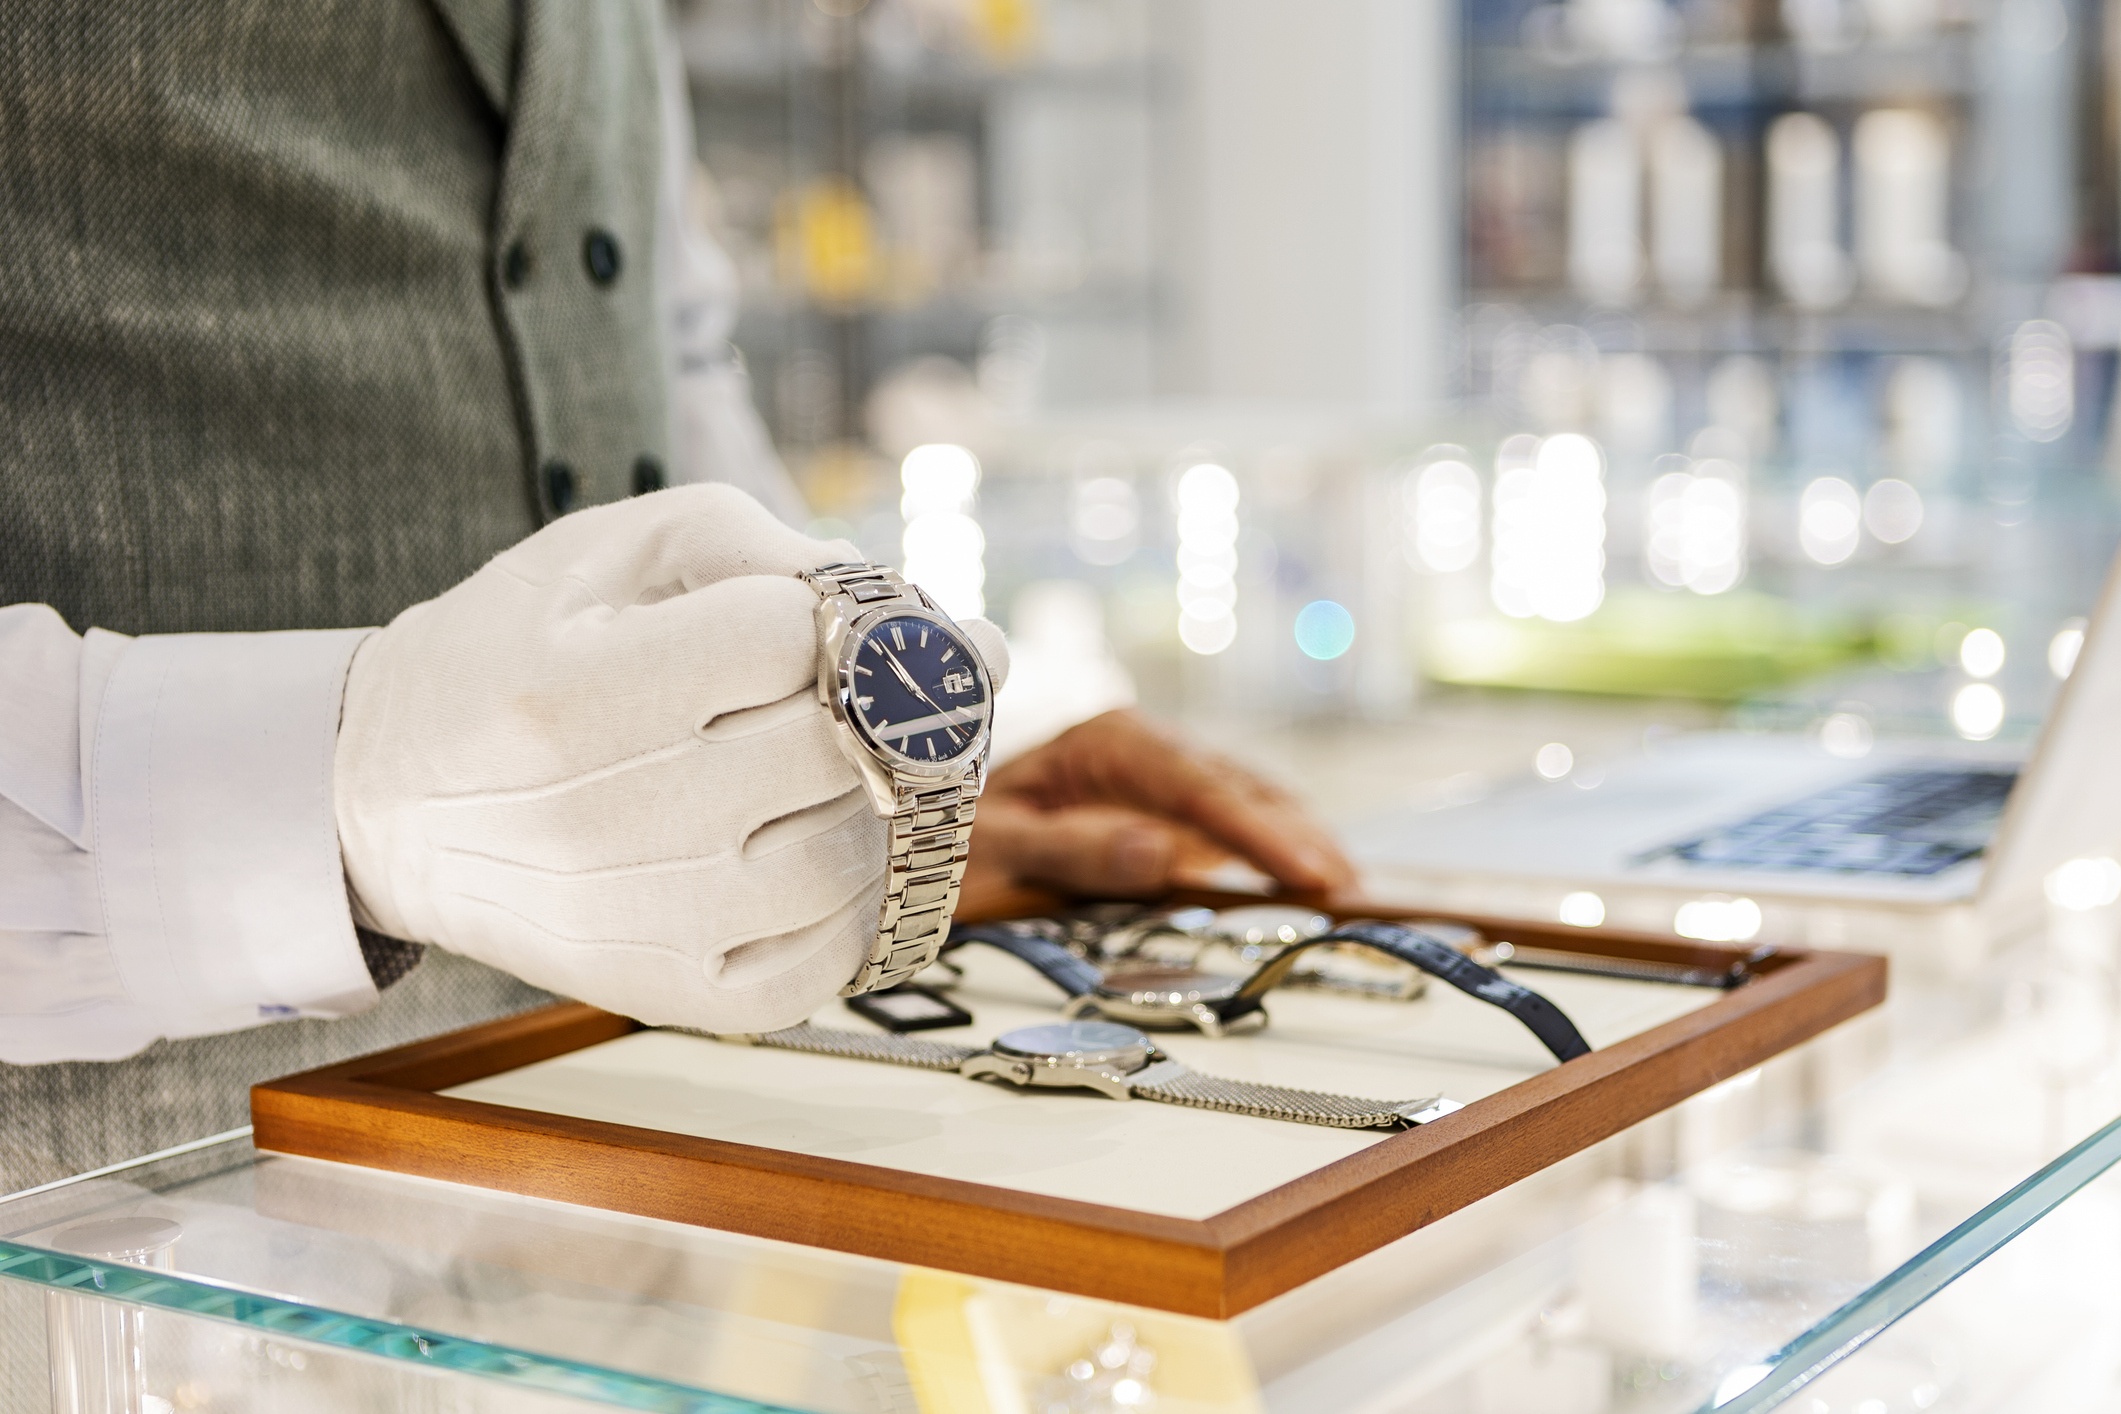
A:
[0, 0, 674, 1190]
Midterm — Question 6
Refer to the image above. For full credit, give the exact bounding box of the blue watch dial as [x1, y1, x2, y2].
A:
[850, 615, 988, 762]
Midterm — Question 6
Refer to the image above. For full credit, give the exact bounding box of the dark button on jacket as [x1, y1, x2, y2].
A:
[584, 228, 622, 286]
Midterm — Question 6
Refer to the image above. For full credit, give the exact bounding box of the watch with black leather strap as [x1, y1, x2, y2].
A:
[1216, 921, 1594, 1062]
[1077, 905, 1433, 1003]
[945, 922, 1261, 1037]
[683, 1020, 1463, 1130]
[951, 917, 1591, 1060]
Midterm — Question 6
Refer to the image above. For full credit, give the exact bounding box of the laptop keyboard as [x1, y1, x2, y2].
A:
[1656, 767, 2017, 876]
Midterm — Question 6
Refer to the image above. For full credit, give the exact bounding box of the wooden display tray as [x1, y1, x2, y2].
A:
[251, 888, 1885, 1318]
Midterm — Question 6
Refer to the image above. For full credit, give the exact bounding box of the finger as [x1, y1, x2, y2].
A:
[431, 797, 886, 959]
[967, 797, 1178, 897]
[491, 484, 860, 604]
[1038, 712, 1354, 891]
[1186, 758, 1358, 890]
[419, 692, 862, 868]
[555, 573, 823, 748]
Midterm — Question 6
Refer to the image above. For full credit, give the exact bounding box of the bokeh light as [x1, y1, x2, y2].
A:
[1958, 627, 2004, 679]
[1176, 463, 1239, 655]
[1799, 476, 1861, 564]
[1534, 742, 1574, 780]
[1294, 600, 1356, 660]
[1674, 895, 1763, 942]
[1405, 455, 1482, 573]
[1951, 682, 2004, 740]
[1558, 891, 1606, 927]
[1492, 433, 1607, 623]
[2007, 319, 2073, 442]
[1645, 458, 1745, 594]
[1071, 476, 1138, 565]
[1862, 477, 1923, 544]
[900, 444, 984, 617]
[2050, 619, 2086, 678]
[1819, 711, 1873, 759]
[2046, 858, 2121, 911]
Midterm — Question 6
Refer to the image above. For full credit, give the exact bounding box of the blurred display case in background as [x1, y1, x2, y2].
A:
[676, 0, 2121, 746]
[1457, 0, 2121, 745]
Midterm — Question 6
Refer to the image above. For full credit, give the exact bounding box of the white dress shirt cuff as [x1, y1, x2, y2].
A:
[92, 628, 380, 1040]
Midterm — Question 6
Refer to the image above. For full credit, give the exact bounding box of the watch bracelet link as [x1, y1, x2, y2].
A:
[803, 561, 984, 998]
[802, 561, 930, 610]
[843, 772, 980, 995]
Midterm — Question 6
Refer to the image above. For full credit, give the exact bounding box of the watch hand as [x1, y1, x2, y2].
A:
[880, 645, 966, 744]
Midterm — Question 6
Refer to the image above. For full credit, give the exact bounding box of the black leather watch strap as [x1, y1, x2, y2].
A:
[946, 923, 1105, 999]
[1218, 921, 1593, 1062]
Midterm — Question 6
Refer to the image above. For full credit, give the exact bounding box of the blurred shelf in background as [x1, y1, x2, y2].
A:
[674, 0, 2121, 743]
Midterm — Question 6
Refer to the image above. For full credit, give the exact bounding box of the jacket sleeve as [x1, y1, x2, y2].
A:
[0, 604, 379, 1064]
[653, 19, 812, 530]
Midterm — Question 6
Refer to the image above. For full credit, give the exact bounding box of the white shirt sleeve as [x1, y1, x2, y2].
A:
[0, 604, 378, 1064]
[654, 16, 812, 530]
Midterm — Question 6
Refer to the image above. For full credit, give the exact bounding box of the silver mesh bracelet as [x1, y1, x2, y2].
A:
[674, 1022, 984, 1072]
[1125, 1059, 1461, 1130]
[668, 1025, 1459, 1129]
[801, 562, 983, 997]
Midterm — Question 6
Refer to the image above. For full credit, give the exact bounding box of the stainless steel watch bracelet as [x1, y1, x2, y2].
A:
[684, 1023, 1460, 1131]
[843, 771, 980, 995]
[802, 562, 983, 997]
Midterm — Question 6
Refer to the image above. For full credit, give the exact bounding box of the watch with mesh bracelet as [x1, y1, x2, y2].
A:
[673, 1019, 1463, 1131]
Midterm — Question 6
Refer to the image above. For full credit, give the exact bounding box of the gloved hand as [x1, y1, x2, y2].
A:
[334, 485, 1007, 1033]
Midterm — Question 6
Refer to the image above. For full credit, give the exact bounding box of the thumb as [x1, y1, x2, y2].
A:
[959, 616, 1010, 692]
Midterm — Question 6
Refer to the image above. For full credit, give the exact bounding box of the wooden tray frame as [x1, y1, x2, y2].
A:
[252, 888, 1885, 1318]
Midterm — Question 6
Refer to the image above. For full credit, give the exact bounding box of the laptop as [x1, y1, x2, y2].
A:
[1350, 550, 2121, 951]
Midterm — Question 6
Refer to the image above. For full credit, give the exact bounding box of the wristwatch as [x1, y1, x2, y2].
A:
[803, 561, 994, 996]
[946, 921, 1260, 1036]
[690, 1020, 1463, 1130]
[1218, 922, 1594, 1062]
[1083, 905, 1428, 1003]
[954, 919, 1591, 1059]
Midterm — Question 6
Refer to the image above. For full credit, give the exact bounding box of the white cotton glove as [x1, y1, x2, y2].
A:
[333, 485, 1008, 1033]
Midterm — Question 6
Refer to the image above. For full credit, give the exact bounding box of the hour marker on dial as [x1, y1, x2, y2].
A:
[854, 664, 872, 676]
[919, 627, 930, 647]
[925, 738, 937, 759]
[890, 624, 906, 650]
[939, 648, 955, 663]
[856, 696, 874, 710]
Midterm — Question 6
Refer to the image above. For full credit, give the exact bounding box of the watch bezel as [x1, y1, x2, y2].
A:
[829, 602, 993, 780]
[1092, 965, 1241, 1006]
[990, 1021, 1155, 1073]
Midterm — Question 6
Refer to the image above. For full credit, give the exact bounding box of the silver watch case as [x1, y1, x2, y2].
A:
[959, 1021, 1162, 1101]
[813, 590, 993, 816]
[1060, 966, 1260, 1038]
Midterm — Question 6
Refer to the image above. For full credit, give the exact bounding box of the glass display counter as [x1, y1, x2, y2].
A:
[5, 918, 2120, 1414]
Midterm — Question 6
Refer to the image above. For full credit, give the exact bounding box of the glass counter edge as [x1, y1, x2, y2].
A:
[0, 1141, 819, 1414]
[1701, 1107, 2121, 1413]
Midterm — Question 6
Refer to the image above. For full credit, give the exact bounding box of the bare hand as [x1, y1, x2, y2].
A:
[962, 709, 1356, 900]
